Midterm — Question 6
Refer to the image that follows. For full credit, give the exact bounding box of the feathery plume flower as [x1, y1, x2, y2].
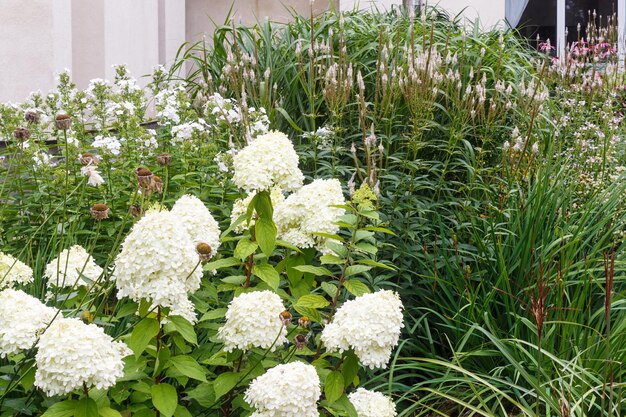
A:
[321, 290, 404, 369]
[45, 245, 104, 288]
[171, 195, 221, 258]
[34, 317, 131, 396]
[348, 388, 397, 417]
[113, 210, 202, 323]
[244, 361, 321, 417]
[232, 131, 303, 192]
[218, 290, 287, 352]
[274, 179, 345, 251]
[0, 289, 58, 357]
[0, 252, 33, 289]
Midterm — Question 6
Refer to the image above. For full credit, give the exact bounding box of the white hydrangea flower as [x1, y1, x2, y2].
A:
[230, 187, 285, 234]
[34, 317, 131, 396]
[0, 252, 33, 289]
[274, 179, 345, 250]
[0, 289, 58, 357]
[232, 131, 303, 193]
[321, 290, 404, 369]
[244, 361, 321, 417]
[217, 290, 287, 352]
[348, 388, 397, 417]
[113, 210, 202, 323]
[45, 245, 104, 288]
[171, 194, 221, 258]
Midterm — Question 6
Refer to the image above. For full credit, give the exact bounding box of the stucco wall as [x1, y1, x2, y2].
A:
[340, 0, 404, 11]
[434, 0, 505, 29]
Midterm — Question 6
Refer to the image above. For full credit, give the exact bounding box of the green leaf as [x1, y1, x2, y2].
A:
[129, 318, 159, 357]
[296, 294, 330, 309]
[42, 400, 77, 417]
[213, 372, 240, 400]
[174, 406, 193, 417]
[255, 217, 277, 256]
[234, 238, 258, 260]
[343, 280, 371, 297]
[324, 371, 345, 404]
[341, 351, 359, 387]
[164, 316, 197, 345]
[98, 408, 122, 417]
[321, 281, 338, 298]
[354, 230, 375, 242]
[357, 258, 396, 270]
[170, 355, 207, 382]
[254, 190, 274, 218]
[75, 398, 99, 417]
[252, 264, 280, 290]
[293, 305, 322, 323]
[151, 383, 178, 417]
[320, 254, 344, 265]
[333, 394, 358, 417]
[344, 265, 372, 277]
[293, 265, 332, 276]
[202, 257, 240, 271]
[199, 308, 227, 322]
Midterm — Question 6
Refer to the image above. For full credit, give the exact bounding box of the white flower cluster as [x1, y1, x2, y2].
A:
[232, 131, 303, 193]
[32, 151, 54, 169]
[217, 290, 287, 352]
[348, 388, 397, 417]
[92, 135, 122, 156]
[45, 245, 104, 288]
[321, 290, 404, 369]
[155, 86, 185, 125]
[171, 194, 221, 258]
[0, 289, 58, 357]
[274, 179, 345, 251]
[171, 120, 208, 146]
[244, 361, 321, 417]
[0, 252, 33, 289]
[114, 210, 202, 322]
[230, 187, 285, 233]
[34, 317, 130, 396]
[206, 93, 241, 124]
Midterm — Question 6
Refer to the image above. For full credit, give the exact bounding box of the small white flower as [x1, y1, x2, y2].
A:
[244, 361, 321, 417]
[232, 131, 303, 193]
[0, 252, 33, 289]
[348, 388, 397, 417]
[34, 317, 131, 396]
[45, 245, 103, 288]
[80, 165, 105, 187]
[218, 290, 287, 352]
[0, 289, 58, 357]
[321, 290, 404, 369]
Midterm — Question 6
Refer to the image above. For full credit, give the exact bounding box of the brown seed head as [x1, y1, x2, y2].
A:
[280, 311, 292, 325]
[298, 316, 310, 328]
[90, 203, 110, 220]
[294, 334, 308, 349]
[196, 242, 213, 261]
[80, 152, 99, 166]
[151, 176, 163, 194]
[157, 153, 171, 166]
[13, 127, 31, 141]
[135, 167, 153, 189]
[25, 110, 40, 124]
[130, 204, 142, 218]
[55, 113, 72, 130]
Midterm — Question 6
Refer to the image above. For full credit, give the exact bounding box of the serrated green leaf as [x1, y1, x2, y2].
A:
[129, 318, 159, 357]
[213, 372, 240, 400]
[343, 280, 371, 296]
[170, 355, 207, 382]
[151, 383, 178, 417]
[293, 265, 332, 276]
[296, 294, 330, 309]
[42, 400, 77, 417]
[344, 264, 372, 277]
[203, 257, 240, 271]
[255, 217, 277, 256]
[324, 371, 345, 403]
[75, 398, 98, 417]
[164, 316, 197, 345]
[253, 264, 280, 290]
[234, 238, 258, 260]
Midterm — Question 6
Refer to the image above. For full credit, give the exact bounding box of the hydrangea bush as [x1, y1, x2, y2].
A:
[0, 65, 403, 417]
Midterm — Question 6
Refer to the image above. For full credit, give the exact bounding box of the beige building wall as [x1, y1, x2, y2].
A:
[434, 0, 505, 29]
[340, 0, 403, 11]
[0, 0, 72, 103]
